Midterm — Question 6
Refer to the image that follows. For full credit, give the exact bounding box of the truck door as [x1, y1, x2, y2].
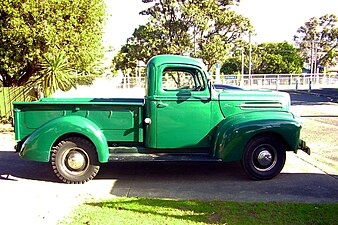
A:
[155, 65, 211, 149]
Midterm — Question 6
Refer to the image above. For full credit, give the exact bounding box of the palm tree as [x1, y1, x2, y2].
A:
[39, 53, 75, 97]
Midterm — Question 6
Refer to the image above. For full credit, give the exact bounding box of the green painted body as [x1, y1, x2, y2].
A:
[14, 55, 303, 163]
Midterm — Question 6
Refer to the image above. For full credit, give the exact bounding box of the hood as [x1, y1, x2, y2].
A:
[217, 89, 291, 118]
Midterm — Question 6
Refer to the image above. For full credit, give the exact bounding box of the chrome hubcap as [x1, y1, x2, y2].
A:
[257, 150, 273, 167]
[253, 145, 277, 172]
[67, 151, 86, 170]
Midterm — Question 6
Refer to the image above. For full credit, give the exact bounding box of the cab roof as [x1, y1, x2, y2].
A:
[147, 55, 205, 69]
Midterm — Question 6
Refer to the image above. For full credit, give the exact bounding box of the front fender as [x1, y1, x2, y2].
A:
[19, 116, 109, 163]
[212, 111, 302, 162]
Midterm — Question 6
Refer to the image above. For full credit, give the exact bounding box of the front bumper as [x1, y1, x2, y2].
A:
[297, 139, 311, 155]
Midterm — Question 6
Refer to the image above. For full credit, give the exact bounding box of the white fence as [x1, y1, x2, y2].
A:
[212, 73, 338, 90]
[117, 73, 338, 90]
[52, 73, 338, 98]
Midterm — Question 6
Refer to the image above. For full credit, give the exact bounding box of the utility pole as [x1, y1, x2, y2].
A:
[241, 48, 244, 76]
[248, 32, 252, 85]
[193, 26, 196, 55]
[314, 42, 318, 83]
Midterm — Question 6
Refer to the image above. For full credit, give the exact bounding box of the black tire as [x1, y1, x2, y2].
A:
[51, 137, 100, 184]
[241, 135, 286, 180]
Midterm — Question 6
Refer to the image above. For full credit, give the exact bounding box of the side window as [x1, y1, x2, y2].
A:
[162, 68, 205, 91]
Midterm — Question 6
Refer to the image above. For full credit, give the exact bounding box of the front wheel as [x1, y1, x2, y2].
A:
[51, 137, 100, 184]
[242, 135, 286, 180]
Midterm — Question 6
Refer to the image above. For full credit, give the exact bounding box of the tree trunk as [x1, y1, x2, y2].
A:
[17, 64, 38, 86]
[1, 73, 13, 87]
[0, 63, 38, 87]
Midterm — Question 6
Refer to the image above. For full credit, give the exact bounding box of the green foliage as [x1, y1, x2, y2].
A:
[73, 74, 99, 87]
[34, 53, 100, 97]
[222, 42, 303, 74]
[37, 53, 74, 97]
[252, 42, 304, 74]
[112, 0, 252, 75]
[186, 1, 252, 70]
[221, 56, 242, 74]
[64, 197, 338, 225]
[0, 0, 107, 87]
[294, 14, 338, 68]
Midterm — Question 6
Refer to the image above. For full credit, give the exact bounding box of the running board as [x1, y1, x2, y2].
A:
[108, 147, 220, 162]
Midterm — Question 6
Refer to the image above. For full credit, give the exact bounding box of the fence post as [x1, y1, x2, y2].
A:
[8, 87, 13, 113]
[308, 80, 312, 92]
[3, 87, 7, 117]
[0, 87, 3, 116]
[23, 87, 26, 101]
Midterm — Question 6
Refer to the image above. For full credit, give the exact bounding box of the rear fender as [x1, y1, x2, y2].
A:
[212, 111, 302, 162]
[19, 116, 109, 163]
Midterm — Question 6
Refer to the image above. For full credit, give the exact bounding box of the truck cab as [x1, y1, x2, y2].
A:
[14, 55, 310, 184]
[145, 55, 213, 149]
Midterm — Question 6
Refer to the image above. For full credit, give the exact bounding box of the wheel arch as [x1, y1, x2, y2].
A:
[244, 131, 290, 152]
[19, 116, 109, 163]
[212, 112, 302, 162]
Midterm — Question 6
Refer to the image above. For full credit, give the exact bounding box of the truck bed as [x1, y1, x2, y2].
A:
[13, 98, 144, 143]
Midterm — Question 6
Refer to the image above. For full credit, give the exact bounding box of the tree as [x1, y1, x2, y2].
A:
[184, 1, 252, 70]
[112, 0, 252, 74]
[0, 0, 107, 87]
[294, 14, 338, 70]
[221, 42, 303, 74]
[38, 52, 75, 97]
[252, 42, 303, 74]
[221, 56, 241, 74]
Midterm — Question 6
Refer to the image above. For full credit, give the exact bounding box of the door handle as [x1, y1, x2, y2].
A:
[157, 103, 168, 108]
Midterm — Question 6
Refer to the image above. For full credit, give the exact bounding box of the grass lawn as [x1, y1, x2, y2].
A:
[62, 197, 337, 225]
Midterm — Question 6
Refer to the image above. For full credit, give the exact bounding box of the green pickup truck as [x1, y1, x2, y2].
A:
[13, 55, 310, 184]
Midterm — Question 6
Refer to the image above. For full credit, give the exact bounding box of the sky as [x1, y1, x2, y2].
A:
[103, 0, 338, 50]
[103, 0, 148, 50]
[236, 0, 338, 44]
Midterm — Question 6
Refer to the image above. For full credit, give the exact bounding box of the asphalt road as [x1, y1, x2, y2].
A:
[286, 88, 338, 105]
[1, 90, 338, 224]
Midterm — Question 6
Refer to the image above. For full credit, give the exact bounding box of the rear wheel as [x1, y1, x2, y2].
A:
[242, 135, 286, 180]
[51, 137, 100, 184]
